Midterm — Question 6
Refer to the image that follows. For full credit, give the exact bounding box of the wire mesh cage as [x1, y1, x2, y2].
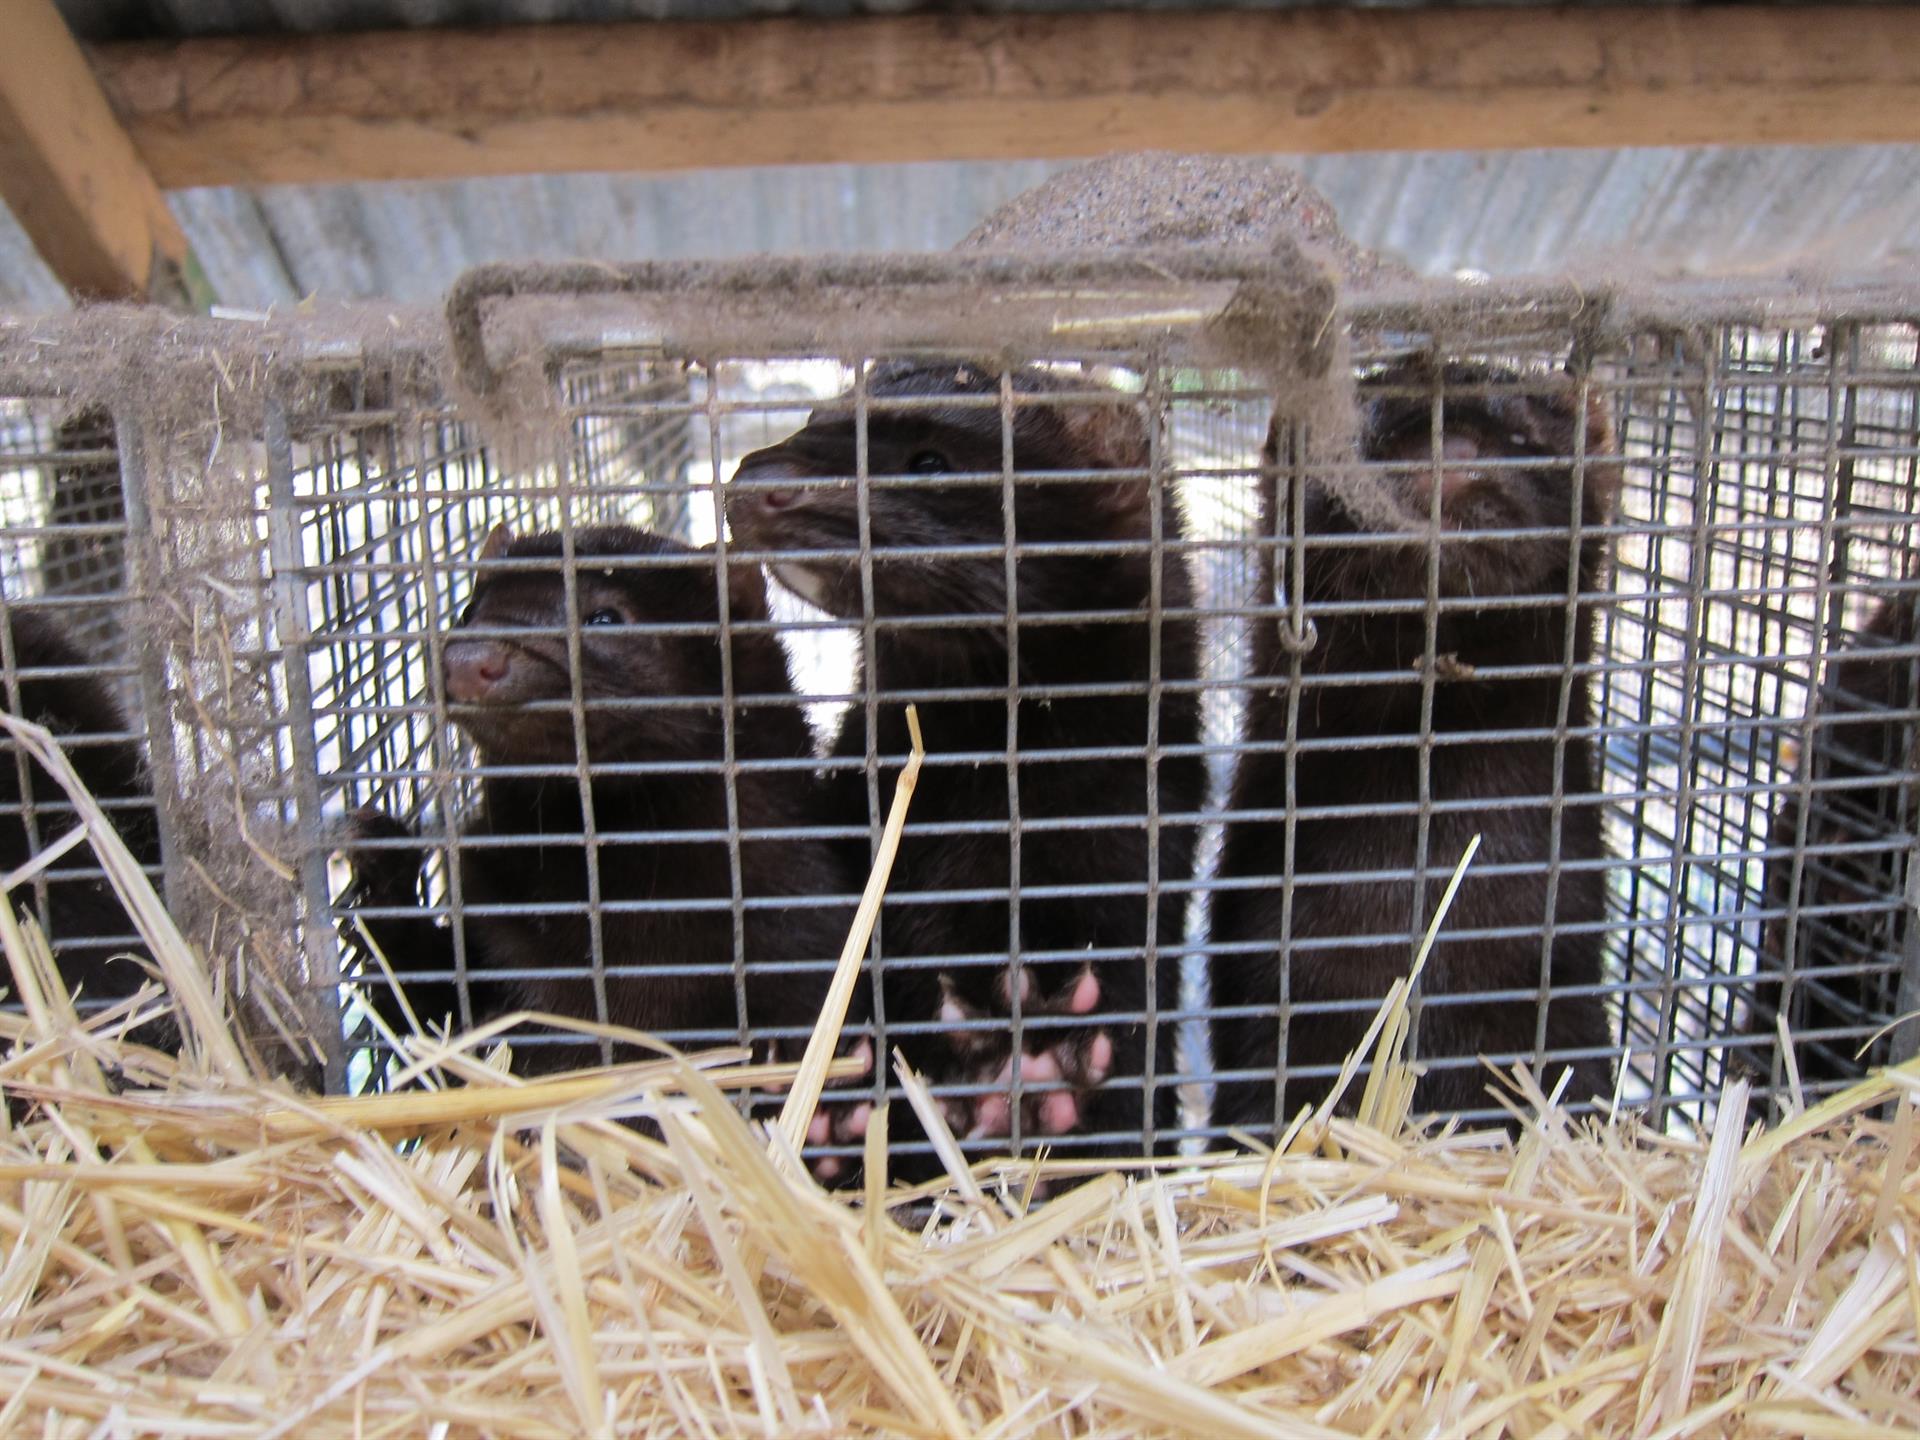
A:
[0, 402, 164, 1041]
[1599, 322, 1920, 1127]
[1, 262, 1914, 1173]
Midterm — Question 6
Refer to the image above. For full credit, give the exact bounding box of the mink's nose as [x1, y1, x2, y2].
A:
[731, 455, 810, 515]
[445, 640, 511, 703]
[1402, 434, 1487, 514]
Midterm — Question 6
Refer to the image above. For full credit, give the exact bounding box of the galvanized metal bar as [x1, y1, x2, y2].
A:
[263, 397, 350, 1092]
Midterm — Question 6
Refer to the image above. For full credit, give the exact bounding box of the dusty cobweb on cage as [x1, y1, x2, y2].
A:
[2, 711, 1918, 1438]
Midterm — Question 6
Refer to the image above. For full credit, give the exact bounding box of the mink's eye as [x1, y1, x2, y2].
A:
[907, 450, 951, 475]
[1380, 423, 1433, 459]
[583, 608, 625, 627]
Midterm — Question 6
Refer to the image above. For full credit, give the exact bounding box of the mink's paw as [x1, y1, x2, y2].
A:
[763, 1035, 876, 1186]
[342, 806, 426, 904]
[936, 966, 1115, 1144]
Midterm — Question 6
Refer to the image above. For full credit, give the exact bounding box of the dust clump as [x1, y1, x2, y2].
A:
[959, 152, 1407, 289]
[961, 154, 1382, 517]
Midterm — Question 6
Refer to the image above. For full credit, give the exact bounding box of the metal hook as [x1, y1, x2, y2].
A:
[1275, 616, 1318, 656]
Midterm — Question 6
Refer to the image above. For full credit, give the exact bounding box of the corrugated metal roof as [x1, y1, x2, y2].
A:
[9, 3, 1916, 311]
[8, 146, 1916, 313]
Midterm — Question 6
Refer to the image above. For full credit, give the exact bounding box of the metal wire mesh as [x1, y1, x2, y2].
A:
[0, 402, 161, 1026]
[1597, 324, 1920, 1128]
[2, 275, 1915, 1168]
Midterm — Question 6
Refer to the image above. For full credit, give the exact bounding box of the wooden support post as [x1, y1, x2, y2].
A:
[90, 6, 1920, 188]
[0, 0, 211, 305]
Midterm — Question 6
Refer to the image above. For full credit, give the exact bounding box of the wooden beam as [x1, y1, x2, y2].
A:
[90, 6, 1920, 189]
[0, 0, 209, 304]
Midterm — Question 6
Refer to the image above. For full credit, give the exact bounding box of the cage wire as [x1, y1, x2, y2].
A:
[0, 266, 1915, 1165]
[0, 401, 158, 1007]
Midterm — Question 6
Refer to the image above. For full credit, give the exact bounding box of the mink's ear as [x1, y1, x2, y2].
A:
[702, 544, 770, 621]
[1575, 391, 1625, 519]
[1259, 418, 1284, 469]
[479, 523, 514, 561]
[1580, 391, 1616, 460]
[727, 562, 771, 622]
[1067, 397, 1157, 517]
[1248, 418, 1289, 535]
[1060, 396, 1153, 473]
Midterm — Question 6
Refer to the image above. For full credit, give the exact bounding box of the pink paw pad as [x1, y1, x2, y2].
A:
[967, 1092, 1012, 1140]
[1084, 1031, 1114, 1085]
[1016, 1050, 1062, 1086]
[1038, 1087, 1080, 1135]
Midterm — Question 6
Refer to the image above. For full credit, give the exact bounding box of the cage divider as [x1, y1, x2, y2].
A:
[1533, 359, 1601, 1091]
[264, 397, 350, 1092]
[851, 358, 891, 1126]
[997, 366, 1028, 1156]
[411, 409, 477, 1042]
[552, 436, 614, 1069]
[1399, 354, 1449, 1083]
[1644, 347, 1724, 1131]
[703, 363, 754, 1064]
[1269, 415, 1313, 1135]
[1141, 349, 1168, 1154]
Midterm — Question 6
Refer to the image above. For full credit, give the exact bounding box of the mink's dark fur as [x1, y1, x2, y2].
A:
[727, 361, 1205, 1171]
[1211, 362, 1620, 1136]
[1749, 593, 1917, 1096]
[346, 526, 861, 1081]
[0, 609, 166, 1046]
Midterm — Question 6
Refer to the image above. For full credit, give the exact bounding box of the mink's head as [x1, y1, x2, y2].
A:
[1287, 361, 1622, 603]
[725, 361, 1156, 624]
[442, 525, 781, 764]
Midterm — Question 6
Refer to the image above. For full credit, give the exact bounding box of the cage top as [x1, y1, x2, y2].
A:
[2, 258, 1916, 435]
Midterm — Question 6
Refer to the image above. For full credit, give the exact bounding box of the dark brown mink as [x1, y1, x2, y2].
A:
[1210, 361, 1621, 1138]
[345, 526, 867, 1147]
[726, 361, 1205, 1174]
[0, 608, 167, 1047]
[1748, 591, 1917, 1098]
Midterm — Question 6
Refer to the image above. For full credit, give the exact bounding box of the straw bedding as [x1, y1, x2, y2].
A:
[2, 713, 1918, 1438]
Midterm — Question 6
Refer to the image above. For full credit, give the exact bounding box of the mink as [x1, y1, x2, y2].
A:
[1210, 361, 1620, 1137]
[0, 608, 167, 1047]
[726, 361, 1205, 1173]
[1749, 592, 1917, 1097]
[345, 526, 867, 1151]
